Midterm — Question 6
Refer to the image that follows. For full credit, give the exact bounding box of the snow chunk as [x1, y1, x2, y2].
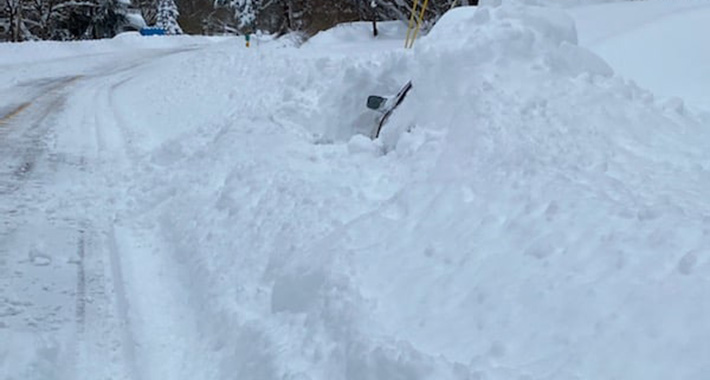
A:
[29, 244, 52, 267]
[347, 134, 382, 156]
[426, 4, 577, 49]
[549, 41, 613, 77]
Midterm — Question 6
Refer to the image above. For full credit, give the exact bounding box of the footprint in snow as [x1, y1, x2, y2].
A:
[28, 245, 52, 266]
[677, 250, 699, 275]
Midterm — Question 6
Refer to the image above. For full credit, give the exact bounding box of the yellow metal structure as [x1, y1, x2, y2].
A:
[409, 0, 430, 48]
[405, 0, 421, 48]
[404, 0, 430, 49]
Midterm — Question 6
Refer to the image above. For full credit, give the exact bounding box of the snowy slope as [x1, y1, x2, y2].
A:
[569, 0, 710, 108]
[2, 1, 710, 380]
[335, 6, 710, 378]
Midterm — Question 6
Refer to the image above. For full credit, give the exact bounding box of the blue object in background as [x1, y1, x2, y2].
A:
[140, 28, 166, 36]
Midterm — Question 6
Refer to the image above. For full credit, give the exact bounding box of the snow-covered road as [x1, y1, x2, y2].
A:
[2, 2, 710, 380]
[0, 44, 212, 379]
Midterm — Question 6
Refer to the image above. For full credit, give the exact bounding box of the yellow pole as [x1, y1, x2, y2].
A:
[408, 0, 430, 48]
[405, 0, 420, 48]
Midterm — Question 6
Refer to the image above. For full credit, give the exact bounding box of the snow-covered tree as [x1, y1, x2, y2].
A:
[135, 0, 157, 25]
[85, 0, 129, 38]
[213, 0, 258, 31]
[368, 0, 460, 25]
[50, 3, 97, 40]
[233, 0, 255, 29]
[0, 0, 475, 41]
[2, 0, 83, 41]
[156, 0, 182, 34]
[1, 0, 32, 41]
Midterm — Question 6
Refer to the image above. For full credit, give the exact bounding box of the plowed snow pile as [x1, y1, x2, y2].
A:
[117, 4, 710, 379]
[306, 5, 710, 379]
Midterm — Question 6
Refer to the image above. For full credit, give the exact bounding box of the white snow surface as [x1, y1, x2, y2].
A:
[569, 0, 710, 108]
[1, 2, 710, 380]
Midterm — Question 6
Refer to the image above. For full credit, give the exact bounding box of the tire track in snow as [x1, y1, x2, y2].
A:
[75, 227, 87, 333]
[66, 75, 141, 379]
[67, 46, 212, 379]
[84, 63, 162, 379]
[68, 48, 200, 379]
[106, 222, 142, 380]
[0, 75, 80, 126]
[0, 102, 31, 125]
[0, 73, 96, 380]
[0, 76, 81, 194]
[100, 49, 218, 379]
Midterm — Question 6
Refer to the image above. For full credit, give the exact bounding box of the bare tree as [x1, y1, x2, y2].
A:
[3, 0, 27, 41]
[135, 0, 157, 25]
[0, 0, 474, 41]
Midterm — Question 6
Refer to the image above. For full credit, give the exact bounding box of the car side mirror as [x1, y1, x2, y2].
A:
[367, 95, 387, 111]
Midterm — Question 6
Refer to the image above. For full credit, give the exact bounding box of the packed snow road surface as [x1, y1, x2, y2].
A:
[0, 39, 212, 379]
[2, 2, 710, 380]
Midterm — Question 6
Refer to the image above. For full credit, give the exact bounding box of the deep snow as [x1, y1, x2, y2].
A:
[570, 0, 710, 108]
[1, 1, 710, 380]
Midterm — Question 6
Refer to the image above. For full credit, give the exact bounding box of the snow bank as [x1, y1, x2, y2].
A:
[306, 21, 407, 47]
[313, 4, 710, 379]
[284, 3, 710, 379]
[117, 3, 709, 379]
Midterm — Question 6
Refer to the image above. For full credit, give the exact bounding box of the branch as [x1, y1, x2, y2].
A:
[53, 1, 97, 10]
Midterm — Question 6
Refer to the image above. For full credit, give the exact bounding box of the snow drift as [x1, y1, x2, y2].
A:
[113, 3, 710, 379]
[280, 4, 710, 380]
[336, 4, 710, 379]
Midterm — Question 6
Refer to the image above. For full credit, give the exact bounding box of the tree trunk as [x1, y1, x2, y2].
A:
[11, 0, 23, 42]
[370, 1, 377, 37]
[279, 1, 291, 34]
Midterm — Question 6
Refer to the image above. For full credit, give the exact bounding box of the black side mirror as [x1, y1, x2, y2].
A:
[367, 95, 387, 111]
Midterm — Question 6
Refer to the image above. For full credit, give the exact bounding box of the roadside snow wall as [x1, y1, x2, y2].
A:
[287, 3, 710, 380]
[102, 2, 710, 380]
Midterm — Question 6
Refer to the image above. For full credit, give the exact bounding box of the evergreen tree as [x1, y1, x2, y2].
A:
[212, 0, 257, 32]
[2, 0, 96, 41]
[86, 0, 129, 38]
[156, 0, 182, 34]
[136, 0, 158, 25]
[1, 0, 34, 41]
[1, 0, 477, 41]
[233, 0, 255, 29]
